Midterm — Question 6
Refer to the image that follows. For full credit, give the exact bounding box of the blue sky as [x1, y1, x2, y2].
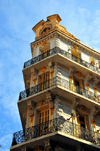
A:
[0, 0, 100, 150]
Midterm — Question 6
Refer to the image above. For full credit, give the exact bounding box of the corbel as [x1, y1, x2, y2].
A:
[85, 72, 92, 81]
[94, 76, 99, 84]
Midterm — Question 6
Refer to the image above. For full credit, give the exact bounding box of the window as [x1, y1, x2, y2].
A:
[40, 72, 49, 90]
[39, 109, 49, 124]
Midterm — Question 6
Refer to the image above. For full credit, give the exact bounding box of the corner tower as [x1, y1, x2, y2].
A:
[10, 14, 100, 151]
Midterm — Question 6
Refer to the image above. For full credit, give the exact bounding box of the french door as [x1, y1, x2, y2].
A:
[38, 109, 49, 135]
[40, 72, 49, 90]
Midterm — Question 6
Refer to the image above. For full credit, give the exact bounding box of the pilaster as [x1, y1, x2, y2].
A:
[26, 100, 34, 128]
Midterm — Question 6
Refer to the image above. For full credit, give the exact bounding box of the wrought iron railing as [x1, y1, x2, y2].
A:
[19, 76, 100, 104]
[23, 47, 100, 74]
[19, 77, 56, 100]
[12, 118, 100, 146]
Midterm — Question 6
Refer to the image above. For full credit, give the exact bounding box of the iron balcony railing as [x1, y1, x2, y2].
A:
[12, 118, 100, 146]
[19, 76, 100, 104]
[24, 47, 100, 74]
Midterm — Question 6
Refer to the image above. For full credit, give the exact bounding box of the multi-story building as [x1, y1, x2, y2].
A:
[10, 14, 100, 151]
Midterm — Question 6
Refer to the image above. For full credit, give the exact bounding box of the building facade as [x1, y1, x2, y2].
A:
[10, 14, 100, 151]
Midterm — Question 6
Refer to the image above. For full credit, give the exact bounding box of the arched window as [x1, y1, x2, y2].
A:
[41, 27, 50, 36]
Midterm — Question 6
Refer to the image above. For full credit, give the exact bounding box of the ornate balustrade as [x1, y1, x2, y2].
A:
[24, 47, 100, 74]
[12, 118, 100, 146]
[19, 76, 100, 104]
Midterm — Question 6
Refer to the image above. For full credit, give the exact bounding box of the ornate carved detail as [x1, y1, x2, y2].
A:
[48, 61, 52, 67]
[39, 23, 52, 37]
[94, 76, 99, 84]
[69, 66, 75, 74]
[92, 106, 98, 116]
[46, 92, 52, 100]
[36, 99, 49, 108]
[86, 73, 92, 80]
[41, 67, 46, 72]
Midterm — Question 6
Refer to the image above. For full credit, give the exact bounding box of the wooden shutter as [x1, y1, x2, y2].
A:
[79, 80, 83, 88]
[72, 110, 77, 136]
[33, 78, 36, 86]
[69, 75, 74, 91]
[84, 115, 89, 129]
[30, 114, 34, 127]
[50, 107, 54, 120]
[92, 119, 96, 132]
[50, 71, 53, 78]
[92, 119, 98, 142]
[94, 87, 97, 94]
[76, 112, 80, 137]
[69, 75, 73, 82]
[86, 83, 90, 90]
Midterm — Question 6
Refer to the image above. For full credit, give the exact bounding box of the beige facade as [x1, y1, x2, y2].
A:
[10, 14, 100, 151]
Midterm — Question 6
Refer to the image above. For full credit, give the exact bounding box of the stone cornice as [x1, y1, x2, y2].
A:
[31, 30, 100, 59]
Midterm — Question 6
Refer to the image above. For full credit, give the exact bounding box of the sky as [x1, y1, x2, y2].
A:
[0, 0, 100, 150]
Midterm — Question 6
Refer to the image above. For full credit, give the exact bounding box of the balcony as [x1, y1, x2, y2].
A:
[12, 118, 100, 147]
[23, 47, 100, 75]
[19, 76, 100, 104]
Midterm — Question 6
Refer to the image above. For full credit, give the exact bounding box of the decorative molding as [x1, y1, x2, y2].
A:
[36, 99, 49, 109]
[48, 61, 52, 67]
[41, 67, 46, 72]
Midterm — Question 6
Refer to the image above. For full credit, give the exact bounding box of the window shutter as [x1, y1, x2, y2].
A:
[86, 83, 90, 90]
[50, 71, 53, 78]
[72, 110, 77, 136]
[50, 107, 54, 120]
[94, 87, 97, 94]
[92, 119, 96, 132]
[79, 80, 83, 88]
[76, 112, 80, 137]
[30, 114, 34, 127]
[84, 115, 89, 129]
[33, 78, 36, 86]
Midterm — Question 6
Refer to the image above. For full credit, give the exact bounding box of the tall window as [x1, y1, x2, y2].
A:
[39, 109, 49, 124]
[40, 72, 49, 90]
